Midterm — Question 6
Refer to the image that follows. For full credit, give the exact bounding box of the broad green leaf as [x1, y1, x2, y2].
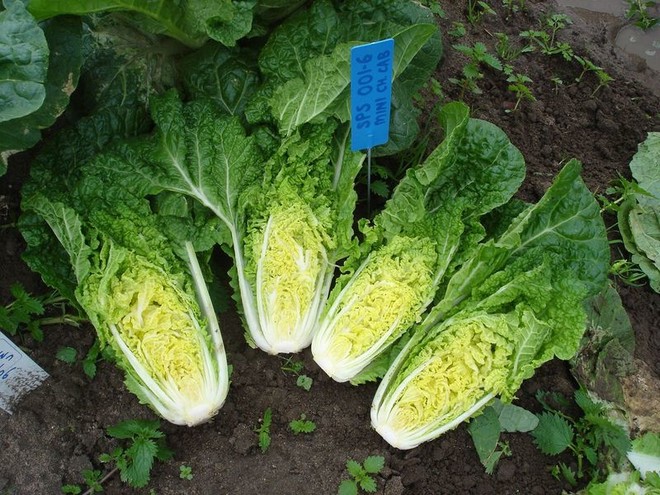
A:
[618, 132, 660, 292]
[123, 437, 157, 488]
[271, 24, 437, 135]
[506, 160, 609, 297]
[0, 0, 48, 124]
[442, 160, 609, 319]
[56, 346, 77, 363]
[498, 403, 539, 432]
[532, 412, 574, 455]
[468, 406, 502, 468]
[23, 195, 92, 284]
[629, 206, 660, 265]
[338, 479, 358, 495]
[27, 0, 247, 48]
[205, 0, 256, 47]
[630, 132, 660, 207]
[362, 455, 384, 474]
[346, 460, 363, 478]
[271, 41, 353, 135]
[180, 43, 260, 117]
[0, 16, 83, 173]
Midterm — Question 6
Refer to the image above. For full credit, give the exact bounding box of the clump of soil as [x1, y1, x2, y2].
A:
[1, 1, 658, 494]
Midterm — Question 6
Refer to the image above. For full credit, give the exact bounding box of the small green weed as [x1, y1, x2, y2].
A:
[61, 420, 171, 494]
[61, 469, 103, 494]
[99, 419, 173, 488]
[296, 374, 313, 391]
[551, 76, 565, 93]
[450, 42, 502, 96]
[420, 0, 447, 18]
[625, 0, 659, 29]
[520, 14, 574, 60]
[289, 414, 317, 435]
[531, 389, 630, 486]
[0, 283, 82, 342]
[495, 32, 534, 61]
[610, 259, 648, 287]
[338, 456, 385, 495]
[503, 65, 536, 112]
[574, 56, 613, 95]
[179, 464, 193, 481]
[466, 0, 497, 24]
[256, 407, 273, 453]
[503, 0, 526, 14]
[280, 356, 304, 375]
[55, 338, 104, 379]
[280, 356, 314, 391]
[448, 21, 467, 38]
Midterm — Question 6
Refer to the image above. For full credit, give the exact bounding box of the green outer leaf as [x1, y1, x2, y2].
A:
[468, 406, 502, 467]
[572, 283, 636, 405]
[27, 0, 245, 48]
[22, 194, 92, 284]
[257, 0, 340, 82]
[506, 160, 609, 298]
[253, 0, 306, 24]
[440, 160, 609, 320]
[629, 132, 660, 207]
[618, 197, 660, 292]
[205, 0, 256, 47]
[0, 16, 83, 172]
[498, 403, 539, 432]
[0, 0, 48, 122]
[180, 43, 260, 117]
[271, 24, 436, 135]
[629, 206, 660, 265]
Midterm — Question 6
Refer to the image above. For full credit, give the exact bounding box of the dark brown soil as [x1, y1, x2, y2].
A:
[1, 1, 658, 494]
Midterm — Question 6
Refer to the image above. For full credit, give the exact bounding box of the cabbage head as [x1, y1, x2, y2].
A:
[312, 236, 437, 381]
[239, 122, 362, 353]
[312, 102, 526, 382]
[20, 139, 230, 425]
[247, 192, 331, 352]
[81, 248, 228, 425]
[371, 161, 610, 449]
[371, 310, 547, 449]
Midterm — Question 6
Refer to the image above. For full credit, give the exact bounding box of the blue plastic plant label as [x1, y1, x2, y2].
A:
[350, 38, 394, 151]
[0, 332, 49, 414]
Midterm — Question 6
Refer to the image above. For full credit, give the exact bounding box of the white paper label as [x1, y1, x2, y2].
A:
[0, 332, 49, 413]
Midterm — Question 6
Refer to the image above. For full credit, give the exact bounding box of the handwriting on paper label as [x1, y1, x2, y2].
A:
[0, 333, 49, 413]
[350, 38, 394, 151]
